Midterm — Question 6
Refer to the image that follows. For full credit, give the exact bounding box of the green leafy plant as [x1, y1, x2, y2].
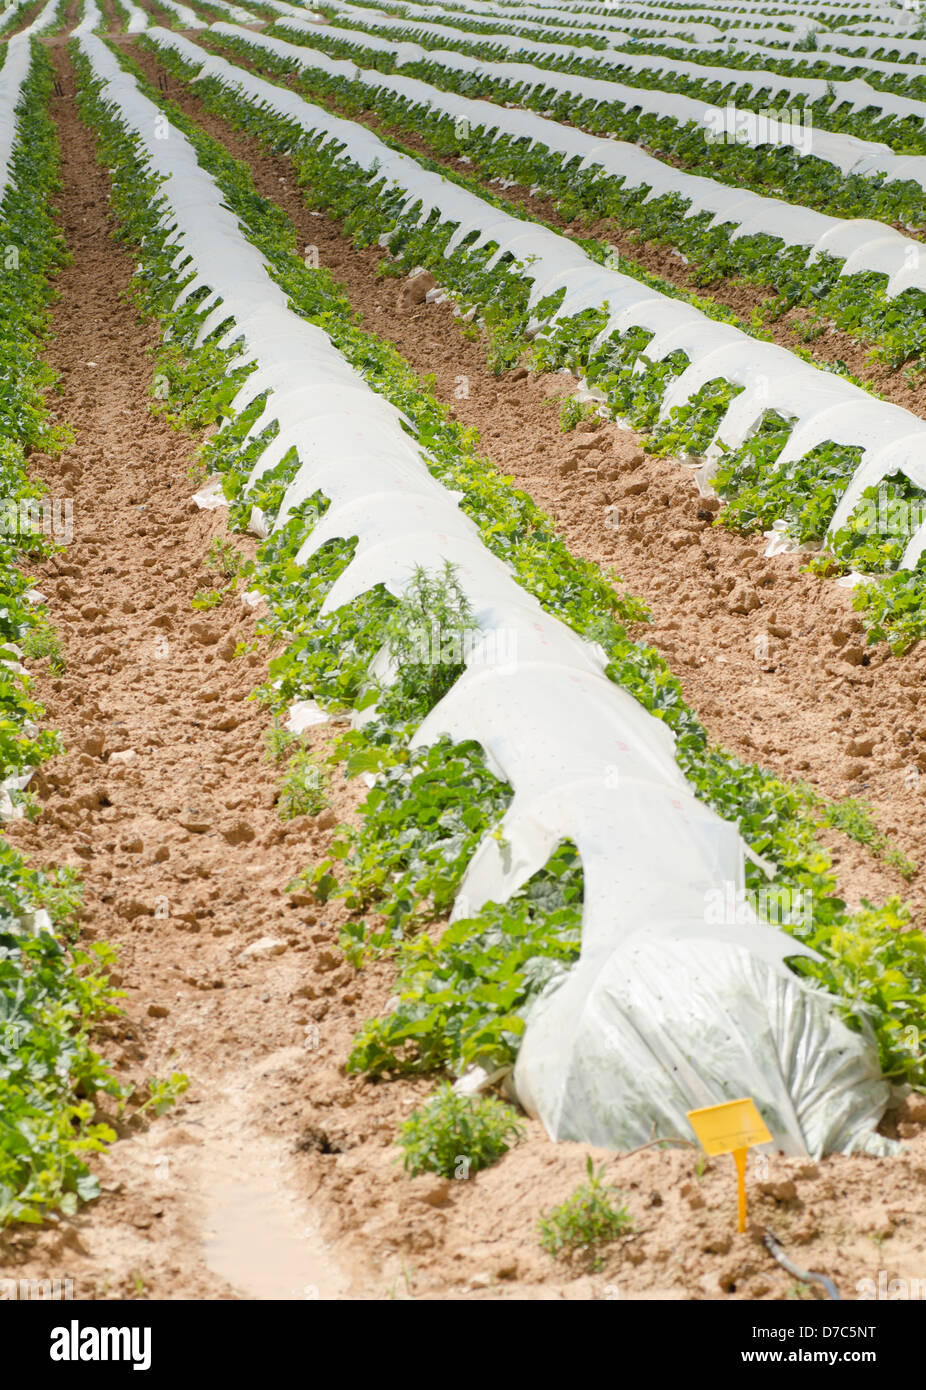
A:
[801, 788, 918, 880]
[378, 562, 478, 721]
[318, 735, 513, 955]
[206, 534, 243, 578]
[277, 746, 327, 819]
[398, 1083, 524, 1178]
[191, 586, 224, 610]
[76, 39, 926, 1122]
[264, 717, 297, 763]
[537, 1158, 633, 1267]
[0, 913, 125, 1225]
[558, 395, 599, 432]
[21, 620, 65, 673]
[137, 1072, 190, 1116]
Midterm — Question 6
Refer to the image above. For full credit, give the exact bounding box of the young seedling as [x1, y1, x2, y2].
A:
[191, 587, 224, 611]
[205, 535, 243, 579]
[537, 1158, 633, 1269]
[22, 620, 66, 673]
[398, 1085, 524, 1179]
[264, 718, 296, 764]
[277, 746, 327, 820]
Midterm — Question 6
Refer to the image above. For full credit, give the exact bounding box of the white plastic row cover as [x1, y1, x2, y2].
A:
[203, 0, 268, 23]
[321, 1, 854, 69]
[461, 12, 926, 131]
[73, 0, 103, 35]
[16, 0, 67, 36]
[308, 5, 926, 189]
[525, 0, 891, 19]
[262, 0, 326, 17]
[384, 0, 863, 46]
[151, 0, 207, 30]
[322, 0, 741, 47]
[177, 26, 926, 570]
[726, 33, 926, 88]
[466, 0, 906, 27]
[0, 9, 63, 202]
[83, 30, 890, 1156]
[322, 1, 715, 53]
[120, 2, 149, 32]
[237, 24, 926, 303]
[776, 26, 926, 62]
[0, 38, 33, 203]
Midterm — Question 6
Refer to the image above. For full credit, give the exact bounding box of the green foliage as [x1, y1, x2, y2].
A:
[20, 619, 65, 673]
[645, 376, 743, 458]
[790, 897, 926, 1084]
[264, 717, 297, 763]
[558, 396, 599, 432]
[205, 535, 243, 578]
[277, 746, 328, 819]
[346, 842, 582, 1075]
[852, 560, 926, 654]
[153, 27, 926, 650]
[814, 474, 926, 578]
[137, 1072, 189, 1116]
[324, 735, 513, 954]
[191, 586, 224, 610]
[802, 788, 917, 880]
[537, 1158, 633, 1267]
[398, 1084, 524, 1178]
[0, 910, 125, 1225]
[378, 562, 477, 722]
[257, 22, 926, 368]
[714, 422, 861, 545]
[0, 49, 72, 783]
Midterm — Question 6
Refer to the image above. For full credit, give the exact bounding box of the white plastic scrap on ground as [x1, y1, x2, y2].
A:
[80, 30, 895, 1158]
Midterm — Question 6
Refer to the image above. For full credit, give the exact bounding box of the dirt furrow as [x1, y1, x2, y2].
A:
[1, 44, 382, 1300]
[123, 40, 926, 920]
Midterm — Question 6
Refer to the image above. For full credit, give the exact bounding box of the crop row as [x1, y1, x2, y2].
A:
[569, 26, 926, 97]
[348, 0, 926, 77]
[345, 0, 805, 48]
[336, 0, 926, 103]
[0, 32, 123, 1228]
[243, 22, 926, 372]
[478, 0, 924, 40]
[284, 11, 926, 236]
[77, 27, 926, 1154]
[316, 1, 926, 171]
[160, 23, 926, 652]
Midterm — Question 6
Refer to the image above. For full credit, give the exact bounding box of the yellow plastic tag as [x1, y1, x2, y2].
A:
[686, 1097, 772, 1155]
[686, 1098, 772, 1233]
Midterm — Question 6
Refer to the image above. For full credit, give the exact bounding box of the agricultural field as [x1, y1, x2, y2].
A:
[3, 0, 926, 1328]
